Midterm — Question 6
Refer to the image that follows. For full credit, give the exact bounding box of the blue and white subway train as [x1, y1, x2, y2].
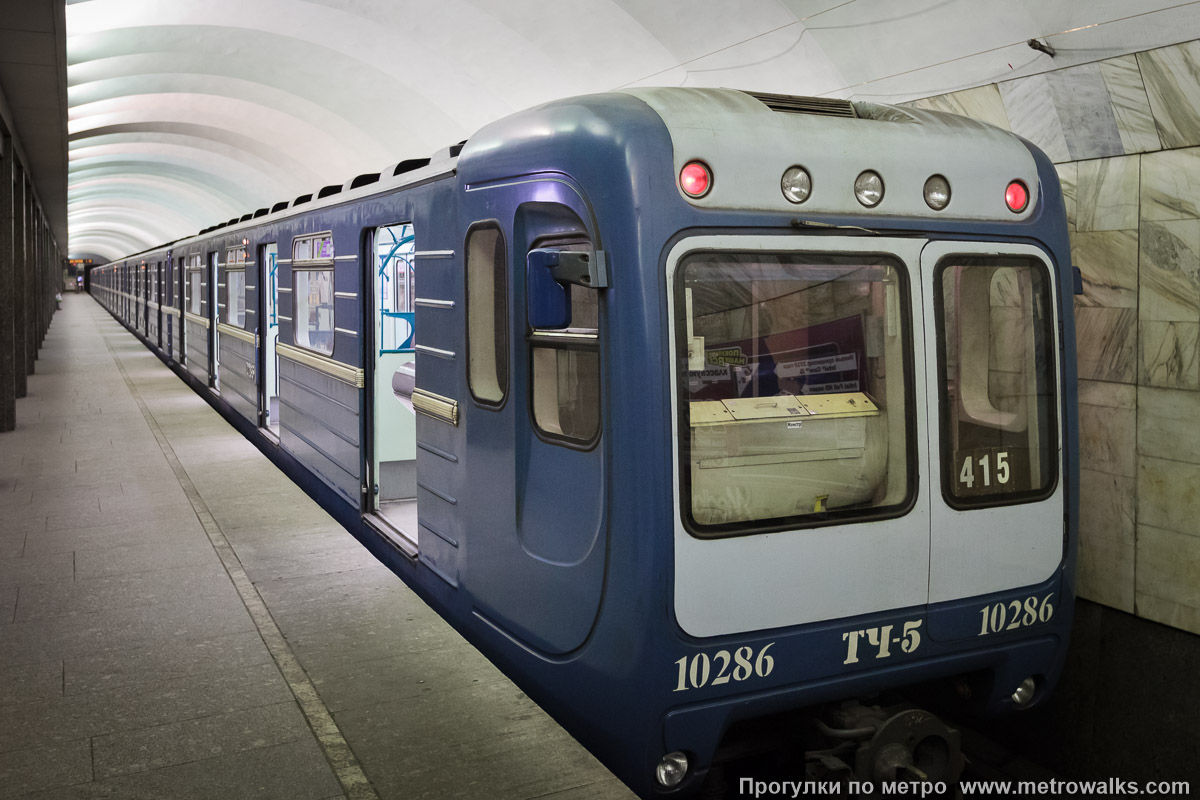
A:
[91, 88, 1079, 797]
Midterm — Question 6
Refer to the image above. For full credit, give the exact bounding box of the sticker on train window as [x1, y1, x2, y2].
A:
[293, 233, 335, 264]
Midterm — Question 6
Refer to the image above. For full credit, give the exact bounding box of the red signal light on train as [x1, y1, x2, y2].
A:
[1005, 180, 1029, 213]
[680, 161, 712, 198]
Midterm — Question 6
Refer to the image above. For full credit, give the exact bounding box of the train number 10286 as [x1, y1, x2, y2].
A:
[673, 644, 775, 692]
[978, 594, 1054, 636]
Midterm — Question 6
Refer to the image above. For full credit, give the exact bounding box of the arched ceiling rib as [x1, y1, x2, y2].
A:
[67, 0, 1200, 261]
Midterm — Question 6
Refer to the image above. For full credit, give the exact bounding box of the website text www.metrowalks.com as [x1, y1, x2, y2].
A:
[739, 778, 1192, 798]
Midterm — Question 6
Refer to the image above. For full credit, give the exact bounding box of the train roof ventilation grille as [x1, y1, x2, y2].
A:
[742, 91, 857, 118]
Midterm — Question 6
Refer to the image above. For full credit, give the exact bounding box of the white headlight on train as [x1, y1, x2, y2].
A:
[655, 751, 689, 787]
[854, 170, 884, 207]
[923, 174, 951, 210]
[781, 166, 812, 204]
[1011, 677, 1037, 707]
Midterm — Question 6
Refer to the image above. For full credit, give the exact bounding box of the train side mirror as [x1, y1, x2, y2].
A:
[527, 248, 608, 329]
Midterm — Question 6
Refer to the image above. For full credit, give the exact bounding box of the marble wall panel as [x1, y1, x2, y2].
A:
[1078, 380, 1137, 478]
[1097, 55, 1163, 154]
[1055, 163, 1077, 232]
[1075, 307, 1137, 384]
[1073, 230, 1139, 308]
[1136, 524, 1200, 636]
[1138, 219, 1200, 322]
[1078, 465, 1135, 612]
[1076, 156, 1140, 232]
[1137, 455, 1200, 536]
[1138, 385, 1200, 465]
[1140, 147, 1200, 222]
[998, 74, 1070, 163]
[1047, 62, 1125, 161]
[1138, 41, 1200, 150]
[1139, 320, 1199, 390]
[905, 83, 1012, 130]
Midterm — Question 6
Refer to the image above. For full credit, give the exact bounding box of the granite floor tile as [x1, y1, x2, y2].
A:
[92, 702, 311, 779]
[15, 563, 234, 622]
[0, 532, 24, 560]
[0, 591, 254, 669]
[73, 538, 220, 581]
[21, 518, 203, 558]
[310, 641, 507, 713]
[65, 630, 273, 696]
[0, 659, 63, 707]
[25, 738, 343, 800]
[228, 529, 361, 563]
[0, 740, 92, 799]
[0, 552, 75, 589]
[335, 681, 622, 800]
[0, 663, 293, 754]
[1, 587, 15, 624]
[241, 544, 381, 583]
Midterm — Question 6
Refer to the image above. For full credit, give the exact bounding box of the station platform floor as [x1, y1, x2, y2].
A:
[0, 293, 634, 800]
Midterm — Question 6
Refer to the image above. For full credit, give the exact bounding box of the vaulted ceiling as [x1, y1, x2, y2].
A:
[65, 0, 1200, 261]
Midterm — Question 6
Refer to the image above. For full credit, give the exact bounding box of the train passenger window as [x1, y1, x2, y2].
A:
[294, 270, 334, 354]
[936, 257, 1057, 506]
[292, 233, 336, 355]
[529, 240, 600, 444]
[677, 252, 914, 535]
[376, 223, 415, 352]
[224, 247, 247, 327]
[466, 223, 507, 406]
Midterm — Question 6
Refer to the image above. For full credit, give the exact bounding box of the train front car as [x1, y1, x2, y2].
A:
[456, 88, 1077, 799]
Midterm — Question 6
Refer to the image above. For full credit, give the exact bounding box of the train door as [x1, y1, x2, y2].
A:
[919, 242, 1064, 610]
[366, 223, 418, 541]
[456, 181, 609, 654]
[670, 236, 932, 637]
[209, 251, 219, 388]
[259, 242, 279, 436]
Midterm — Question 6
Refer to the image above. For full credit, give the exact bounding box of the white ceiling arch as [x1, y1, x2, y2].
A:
[67, 0, 1200, 261]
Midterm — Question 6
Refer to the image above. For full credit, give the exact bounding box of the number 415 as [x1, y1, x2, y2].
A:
[960, 450, 1009, 489]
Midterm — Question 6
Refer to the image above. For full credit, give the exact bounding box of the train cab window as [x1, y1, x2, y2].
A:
[224, 246, 247, 327]
[466, 223, 508, 406]
[528, 239, 600, 444]
[677, 252, 914, 534]
[936, 257, 1057, 506]
[292, 233, 335, 355]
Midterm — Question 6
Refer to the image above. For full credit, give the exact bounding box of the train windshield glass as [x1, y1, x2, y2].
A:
[677, 252, 913, 535]
[935, 257, 1057, 506]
